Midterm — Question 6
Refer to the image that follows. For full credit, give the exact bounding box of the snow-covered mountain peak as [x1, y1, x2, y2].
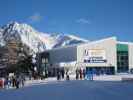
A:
[1, 22, 46, 53]
[67, 34, 88, 42]
[2, 21, 38, 35]
[0, 21, 89, 53]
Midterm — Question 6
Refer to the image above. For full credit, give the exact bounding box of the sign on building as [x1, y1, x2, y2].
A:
[83, 49, 107, 63]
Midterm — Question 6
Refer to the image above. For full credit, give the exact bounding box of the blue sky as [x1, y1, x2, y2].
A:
[0, 0, 133, 41]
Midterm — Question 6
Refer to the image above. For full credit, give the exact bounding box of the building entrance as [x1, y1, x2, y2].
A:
[86, 67, 115, 75]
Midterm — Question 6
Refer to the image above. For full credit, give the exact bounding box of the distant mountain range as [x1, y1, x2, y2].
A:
[0, 22, 89, 53]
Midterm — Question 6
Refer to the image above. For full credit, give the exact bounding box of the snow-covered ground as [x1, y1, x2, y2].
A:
[1, 80, 133, 100]
[1, 74, 133, 90]
[24, 74, 133, 87]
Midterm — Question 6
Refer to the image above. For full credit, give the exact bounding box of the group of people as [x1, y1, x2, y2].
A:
[0, 68, 95, 90]
[56, 68, 70, 81]
[57, 68, 65, 80]
[76, 68, 94, 80]
[0, 74, 25, 89]
[56, 68, 94, 81]
[76, 68, 86, 80]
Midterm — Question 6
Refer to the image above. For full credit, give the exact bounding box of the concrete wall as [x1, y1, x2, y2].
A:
[48, 45, 77, 64]
[129, 44, 133, 70]
[77, 37, 117, 70]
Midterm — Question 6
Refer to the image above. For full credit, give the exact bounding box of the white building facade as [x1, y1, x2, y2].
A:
[40, 37, 133, 75]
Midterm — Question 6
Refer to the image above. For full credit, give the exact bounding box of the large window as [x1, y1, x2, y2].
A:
[39, 52, 50, 75]
[117, 44, 129, 73]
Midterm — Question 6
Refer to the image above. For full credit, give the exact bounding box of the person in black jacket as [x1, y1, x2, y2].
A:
[57, 69, 61, 80]
[76, 69, 79, 80]
[66, 70, 70, 81]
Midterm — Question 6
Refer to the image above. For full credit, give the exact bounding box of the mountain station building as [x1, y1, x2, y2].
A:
[39, 37, 133, 76]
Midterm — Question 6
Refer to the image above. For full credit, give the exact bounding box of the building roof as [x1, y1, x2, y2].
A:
[42, 37, 117, 52]
[117, 41, 133, 45]
[41, 36, 133, 52]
